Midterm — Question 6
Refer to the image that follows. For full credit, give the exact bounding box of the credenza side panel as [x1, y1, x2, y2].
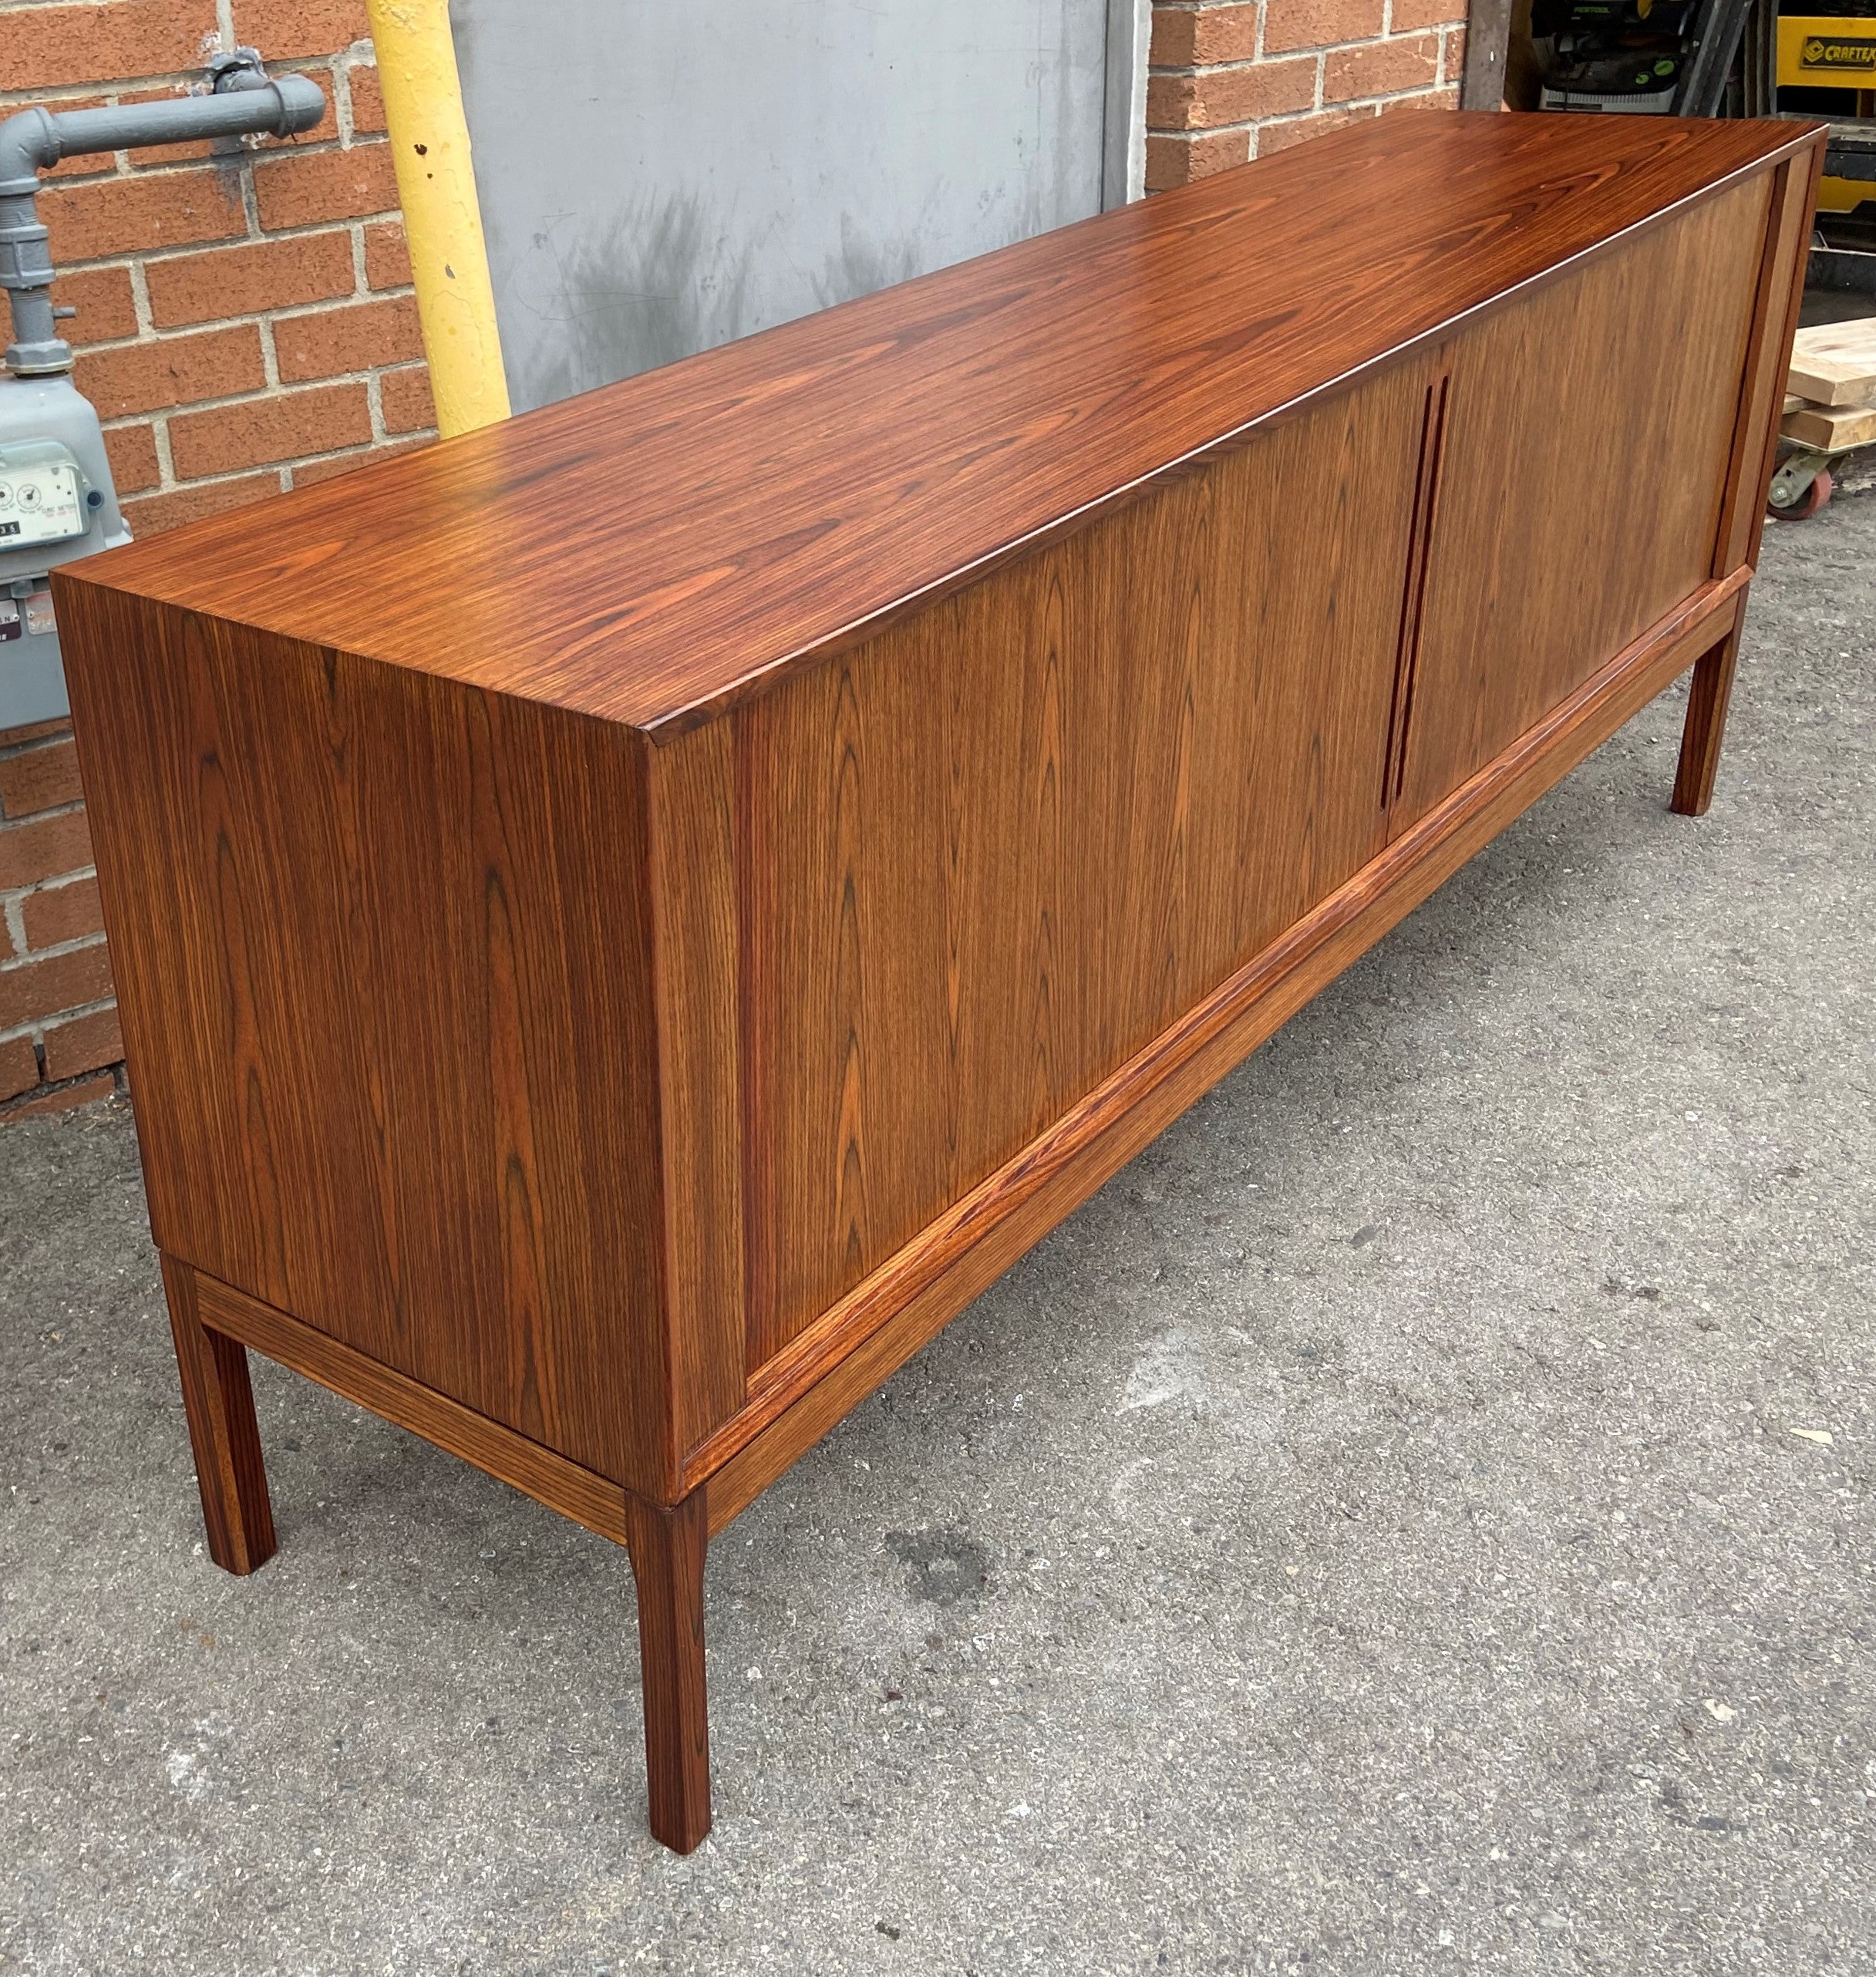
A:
[736, 365, 1436, 1372]
[59, 589, 672, 1491]
[1393, 172, 1771, 828]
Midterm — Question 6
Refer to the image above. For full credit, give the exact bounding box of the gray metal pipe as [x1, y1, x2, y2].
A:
[0, 66, 325, 375]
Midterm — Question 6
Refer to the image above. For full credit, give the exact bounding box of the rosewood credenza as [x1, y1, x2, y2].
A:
[56, 113, 1821, 1853]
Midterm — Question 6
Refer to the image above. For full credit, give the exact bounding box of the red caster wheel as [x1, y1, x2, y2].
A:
[1766, 466, 1832, 521]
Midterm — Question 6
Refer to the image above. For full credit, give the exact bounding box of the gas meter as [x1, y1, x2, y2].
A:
[0, 381, 129, 729]
[0, 51, 323, 728]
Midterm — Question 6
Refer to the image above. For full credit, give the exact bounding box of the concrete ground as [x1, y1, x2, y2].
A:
[4, 489, 1874, 1977]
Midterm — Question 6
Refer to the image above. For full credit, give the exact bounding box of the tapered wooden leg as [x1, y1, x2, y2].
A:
[1671, 625, 1740, 817]
[621, 1486, 712, 1853]
[160, 1255, 276, 1575]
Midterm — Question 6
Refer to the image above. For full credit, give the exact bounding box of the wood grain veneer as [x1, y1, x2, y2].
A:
[72, 114, 1809, 736]
[1391, 173, 1768, 825]
[738, 363, 1434, 1366]
[54, 112, 1822, 1855]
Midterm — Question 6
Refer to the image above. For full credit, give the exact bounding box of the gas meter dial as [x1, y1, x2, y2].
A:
[0, 446, 89, 549]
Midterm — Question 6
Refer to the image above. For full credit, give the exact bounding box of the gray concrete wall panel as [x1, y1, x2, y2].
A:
[452, 0, 1117, 410]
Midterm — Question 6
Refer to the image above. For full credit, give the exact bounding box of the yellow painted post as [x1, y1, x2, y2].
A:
[364, 0, 510, 436]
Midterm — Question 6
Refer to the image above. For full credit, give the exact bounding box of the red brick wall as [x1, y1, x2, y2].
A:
[0, 0, 435, 1119]
[1147, 0, 1467, 188]
[0, 717, 116, 1112]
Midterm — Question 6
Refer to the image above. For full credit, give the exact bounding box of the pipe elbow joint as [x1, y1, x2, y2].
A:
[0, 107, 61, 194]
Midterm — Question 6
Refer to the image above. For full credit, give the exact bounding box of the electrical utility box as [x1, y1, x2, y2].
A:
[0, 374, 129, 729]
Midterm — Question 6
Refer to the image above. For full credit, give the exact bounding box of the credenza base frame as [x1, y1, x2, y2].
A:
[157, 564, 1747, 1859]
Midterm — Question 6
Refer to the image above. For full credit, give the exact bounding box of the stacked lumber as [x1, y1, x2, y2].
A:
[1783, 319, 1876, 450]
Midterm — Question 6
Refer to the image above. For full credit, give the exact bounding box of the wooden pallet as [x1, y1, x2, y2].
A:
[1787, 318, 1876, 406]
[1783, 398, 1876, 448]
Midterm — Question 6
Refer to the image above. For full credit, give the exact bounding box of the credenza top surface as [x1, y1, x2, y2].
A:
[69, 113, 1812, 738]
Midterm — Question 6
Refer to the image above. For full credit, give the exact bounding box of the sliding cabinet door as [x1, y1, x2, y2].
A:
[735, 364, 1432, 1372]
[1388, 174, 1772, 833]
